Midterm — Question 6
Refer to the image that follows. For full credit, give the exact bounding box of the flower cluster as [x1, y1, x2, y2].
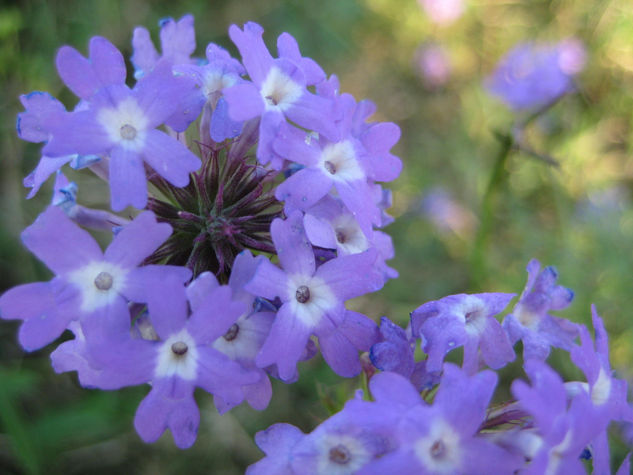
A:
[4, 15, 399, 448]
[251, 262, 633, 474]
[2, 14, 631, 473]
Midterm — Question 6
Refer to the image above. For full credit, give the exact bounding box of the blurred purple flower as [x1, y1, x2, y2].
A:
[486, 40, 586, 111]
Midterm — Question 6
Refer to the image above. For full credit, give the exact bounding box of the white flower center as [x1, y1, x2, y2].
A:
[456, 295, 488, 336]
[316, 434, 371, 475]
[332, 214, 368, 255]
[318, 141, 364, 183]
[286, 274, 337, 327]
[260, 66, 302, 112]
[155, 329, 199, 380]
[212, 314, 270, 361]
[202, 70, 237, 98]
[414, 419, 461, 473]
[67, 261, 128, 313]
[97, 97, 149, 151]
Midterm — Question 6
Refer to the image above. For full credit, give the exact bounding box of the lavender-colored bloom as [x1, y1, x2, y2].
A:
[75, 281, 261, 448]
[503, 259, 579, 361]
[302, 196, 398, 281]
[245, 212, 382, 380]
[411, 292, 516, 374]
[186, 251, 275, 413]
[361, 365, 521, 475]
[173, 43, 246, 141]
[0, 206, 190, 350]
[486, 41, 585, 111]
[272, 91, 401, 234]
[55, 36, 127, 100]
[569, 306, 633, 474]
[223, 22, 337, 165]
[248, 423, 306, 475]
[370, 317, 438, 391]
[17, 91, 100, 198]
[42, 61, 201, 211]
[131, 14, 196, 78]
[512, 359, 604, 474]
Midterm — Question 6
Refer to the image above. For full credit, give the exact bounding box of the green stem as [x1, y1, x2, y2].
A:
[470, 132, 514, 288]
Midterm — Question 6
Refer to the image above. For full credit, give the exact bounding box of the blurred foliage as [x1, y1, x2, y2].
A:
[1, 0, 632, 473]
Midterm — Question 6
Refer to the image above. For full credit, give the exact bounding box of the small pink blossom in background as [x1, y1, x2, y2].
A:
[558, 38, 587, 75]
[419, 0, 465, 26]
[415, 43, 451, 88]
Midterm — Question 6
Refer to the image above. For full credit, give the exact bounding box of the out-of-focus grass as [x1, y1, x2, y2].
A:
[1, 0, 632, 472]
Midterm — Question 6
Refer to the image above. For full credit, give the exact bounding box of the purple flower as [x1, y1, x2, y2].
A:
[173, 43, 247, 141]
[411, 292, 516, 374]
[185, 251, 275, 412]
[223, 22, 337, 165]
[55, 36, 127, 100]
[569, 306, 633, 473]
[272, 91, 401, 234]
[370, 317, 438, 391]
[41, 61, 201, 211]
[245, 212, 382, 380]
[361, 365, 521, 475]
[511, 359, 605, 474]
[131, 14, 196, 78]
[415, 43, 451, 88]
[486, 41, 585, 111]
[502, 259, 579, 361]
[0, 206, 190, 350]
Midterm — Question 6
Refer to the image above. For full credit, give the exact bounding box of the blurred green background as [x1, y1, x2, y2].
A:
[1, 0, 632, 473]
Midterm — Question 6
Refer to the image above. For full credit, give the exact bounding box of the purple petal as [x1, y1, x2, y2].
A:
[272, 122, 321, 166]
[303, 213, 337, 249]
[318, 329, 362, 377]
[245, 259, 289, 301]
[159, 14, 195, 64]
[224, 82, 265, 121]
[286, 93, 338, 142]
[105, 211, 172, 267]
[196, 346, 260, 404]
[56, 45, 99, 99]
[369, 371, 423, 409]
[42, 110, 112, 157]
[0, 280, 79, 351]
[142, 129, 201, 186]
[17, 91, 66, 143]
[243, 372, 273, 410]
[186, 272, 221, 311]
[89, 36, 127, 90]
[271, 213, 315, 276]
[131, 27, 159, 75]
[21, 206, 102, 274]
[228, 22, 274, 85]
[255, 304, 313, 381]
[479, 318, 515, 370]
[133, 62, 196, 128]
[275, 168, 331, 211]
[315, 250, 382, 301]
[247, 423, 304, 475]
[276, 32, 325, 86]
[187, 286, 247, 343]
[124, 266, 190, 339]
[210, 97, 244, 141]
[109, 147, 148, 211]
[24, 155, 73, 199]
[134, 378, 199, 449]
